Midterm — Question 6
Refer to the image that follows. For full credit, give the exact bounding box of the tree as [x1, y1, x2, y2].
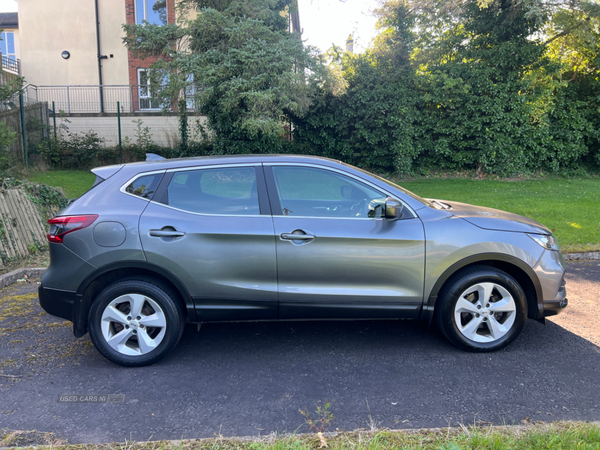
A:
[123, 0, 328, 153]
[0, 30, 23, 170]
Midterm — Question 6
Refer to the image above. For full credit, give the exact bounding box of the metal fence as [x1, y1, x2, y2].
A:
[26, 85, 196, 114]
[0, 100, 49, 167]
[0, 55, 20, 75]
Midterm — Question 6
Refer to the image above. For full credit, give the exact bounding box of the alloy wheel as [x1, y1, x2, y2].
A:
[100, 294, 167, 356]
[453, 282, 516, 343]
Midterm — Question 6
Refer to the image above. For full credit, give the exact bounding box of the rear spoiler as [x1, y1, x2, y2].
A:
[91, 165, 124, 184]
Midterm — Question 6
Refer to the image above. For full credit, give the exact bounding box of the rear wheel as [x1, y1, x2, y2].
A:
[435, 266, 527, 352]
[88, 278, 184, 367]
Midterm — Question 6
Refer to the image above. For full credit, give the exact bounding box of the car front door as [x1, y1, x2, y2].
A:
[264, 164, 425, 319]
[138, 164, 278, 321]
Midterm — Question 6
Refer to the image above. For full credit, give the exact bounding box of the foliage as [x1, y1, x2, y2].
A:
[25, 170, 95, 200]
[0, 73, 24, 176]
[293, 0, 600, 176]
[123, 0, 329, 154]
[1, 177, 68, 218]
[178, 98, 189, 154]
[0, 122, 17, 175]
[300, 402, 334, 434]
[40, 130, 107, 170]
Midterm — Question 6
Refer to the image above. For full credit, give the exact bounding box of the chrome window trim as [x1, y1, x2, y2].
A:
[147, 200, 264, 218]
[165, 163, 261, 173]
[266, 162, 418, 219]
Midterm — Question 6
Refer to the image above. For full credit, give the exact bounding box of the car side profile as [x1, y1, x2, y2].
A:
[39, 155, 568, 366]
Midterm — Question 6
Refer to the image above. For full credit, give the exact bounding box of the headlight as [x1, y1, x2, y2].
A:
[528, 233, 560, 251]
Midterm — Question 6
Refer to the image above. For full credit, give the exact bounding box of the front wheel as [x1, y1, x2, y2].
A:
[435, 266, 527, 352]
[88, 278, 185, 367]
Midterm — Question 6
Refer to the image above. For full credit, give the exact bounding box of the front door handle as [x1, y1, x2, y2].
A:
[280, 229, 316, 243]
[281, 233, 315, 240]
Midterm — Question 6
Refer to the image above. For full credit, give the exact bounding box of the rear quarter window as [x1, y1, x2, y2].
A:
[125, 173, 163, 200]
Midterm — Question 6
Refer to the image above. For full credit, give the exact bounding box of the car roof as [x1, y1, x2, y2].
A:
[99, 154, 341, 173]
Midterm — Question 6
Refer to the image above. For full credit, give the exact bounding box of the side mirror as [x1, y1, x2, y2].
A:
[385, 197, 404, 220]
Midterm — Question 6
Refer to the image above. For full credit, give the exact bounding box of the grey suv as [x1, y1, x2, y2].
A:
[39, 155, 568, 366]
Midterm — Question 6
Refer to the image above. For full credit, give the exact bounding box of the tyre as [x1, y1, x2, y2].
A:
[435, 265, 527, 352]
[88, 278, 185, 367]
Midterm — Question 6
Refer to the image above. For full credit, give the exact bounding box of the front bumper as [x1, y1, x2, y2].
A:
[542, 276, 568, 317]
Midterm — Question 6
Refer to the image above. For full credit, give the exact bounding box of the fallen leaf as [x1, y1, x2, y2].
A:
[317, 432, 327, 448]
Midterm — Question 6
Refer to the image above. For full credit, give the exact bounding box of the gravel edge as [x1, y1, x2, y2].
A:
[0, 268, 47, 290]
[563, 251, 600, 261]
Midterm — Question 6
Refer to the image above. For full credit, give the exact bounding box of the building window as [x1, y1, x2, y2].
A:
[136, 0, 168, 25]
[0, 31, 16, 62]
[138, 69, 163, 110]
[185, 74, 196, 110]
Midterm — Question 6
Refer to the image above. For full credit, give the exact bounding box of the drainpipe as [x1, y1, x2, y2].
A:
[95, 0, 106, 113]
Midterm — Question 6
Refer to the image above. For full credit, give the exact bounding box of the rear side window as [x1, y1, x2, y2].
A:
[125, 173, 163, 200]
[164, 167, 259, 215]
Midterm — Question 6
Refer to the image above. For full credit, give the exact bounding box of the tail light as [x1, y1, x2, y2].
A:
[47, 215, 98, 244]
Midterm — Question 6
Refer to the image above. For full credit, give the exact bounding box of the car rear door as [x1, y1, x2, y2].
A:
[138, 164, 278, 321]
[264, 164, 425, 319]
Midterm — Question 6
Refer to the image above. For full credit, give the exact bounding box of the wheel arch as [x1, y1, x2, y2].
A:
[422, 253, 543, 325]
[73, 261, 196, 337]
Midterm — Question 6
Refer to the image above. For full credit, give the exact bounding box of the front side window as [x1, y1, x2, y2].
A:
[271, 166, 387, 218]
[164, 167, 259, 215]
[136, 0, 167, 25]
[0, 31, 16, 61]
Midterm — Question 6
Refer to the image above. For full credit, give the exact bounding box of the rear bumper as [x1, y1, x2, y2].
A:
[39, 284, 85, 336]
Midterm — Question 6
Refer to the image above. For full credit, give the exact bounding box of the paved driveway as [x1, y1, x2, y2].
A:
[0, 261, 599, 444]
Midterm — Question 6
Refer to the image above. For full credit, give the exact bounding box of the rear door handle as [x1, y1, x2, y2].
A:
[149, 229, 185, 238]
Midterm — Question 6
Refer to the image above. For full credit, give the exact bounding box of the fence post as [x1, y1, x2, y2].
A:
[19, 92, 28, 170]
[130, 86, 134, 113]
[117, 101, 122, 163]
[66, 86, 71, 114]
[52, 101, 57, 140]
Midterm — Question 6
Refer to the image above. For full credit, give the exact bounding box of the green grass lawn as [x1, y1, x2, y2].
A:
[26, 170, 96, 199]
[3, 422, 599, 449]
[398, 177, 600, 253]
[24, 170, 599, 252]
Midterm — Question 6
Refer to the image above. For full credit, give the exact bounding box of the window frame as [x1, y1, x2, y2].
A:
[264, 163, 415, 220]
[0, 31, 16, 61]
[120, 170, 166, 201]
[137, 69, 163, 111]
[135, 0, 168, 25]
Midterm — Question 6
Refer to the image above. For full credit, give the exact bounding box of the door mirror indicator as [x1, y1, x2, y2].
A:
[385, 198, 404, 220]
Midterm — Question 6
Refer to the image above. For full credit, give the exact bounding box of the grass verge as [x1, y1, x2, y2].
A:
[25, 170, 96, 200]
[399, 177, 600, 253]
[2, 422, 599, 449]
